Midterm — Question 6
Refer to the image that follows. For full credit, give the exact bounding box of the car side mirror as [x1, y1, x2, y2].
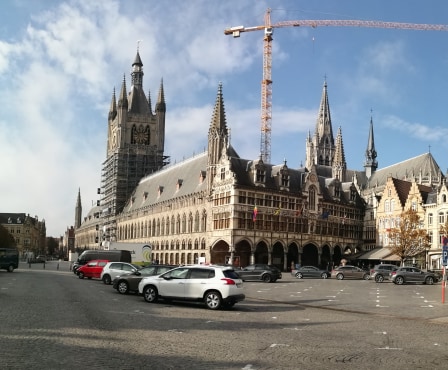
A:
[135, 271, 141, 276]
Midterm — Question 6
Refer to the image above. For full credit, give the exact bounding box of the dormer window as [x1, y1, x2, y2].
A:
[158, 186, 164, 198]
[176, 179, 183, 191]
[335, 186, 340, 198]
[143, 192, 148, 200]
[256, 169, 265, 183]
[350, 188, 356, 202]
[281, 174, 289, 187]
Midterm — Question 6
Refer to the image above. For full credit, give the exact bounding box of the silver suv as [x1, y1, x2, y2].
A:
[390, 267, 438, 285]
[101, 262, 139, 285]
[370, 264, 398, 283]
[138, 265, 245, 310]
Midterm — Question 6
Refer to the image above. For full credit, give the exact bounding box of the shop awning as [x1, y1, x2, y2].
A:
[357, 247, 395, 260]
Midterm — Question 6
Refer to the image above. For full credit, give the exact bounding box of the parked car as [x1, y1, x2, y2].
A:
[370, 263, 399, 283]
[112, 264, 177, 294]
[291, 266, 330, 279]
[36, 255, 46, 263]
[390, 267, 438, 285]
[77, 260, 109, 279]
[236, 264, 282, 283]
[138, 265, 245, 310]
[331, 265, 370, 280]
[100, 262, 140, 285]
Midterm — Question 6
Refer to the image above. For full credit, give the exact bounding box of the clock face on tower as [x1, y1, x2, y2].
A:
[133, 126, 149, 144]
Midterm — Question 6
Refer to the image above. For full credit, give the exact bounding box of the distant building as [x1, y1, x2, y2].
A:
[75, 51, 445, 270]
[0, 213, 46, 258]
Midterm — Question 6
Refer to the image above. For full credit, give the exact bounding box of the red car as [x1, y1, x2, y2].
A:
[77, 259, 109, 279]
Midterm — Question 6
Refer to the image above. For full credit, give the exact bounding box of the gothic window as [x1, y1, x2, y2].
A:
[391, 199, 395, 212]
[181, 214, 186, 233]
[171, 216, 175, 234]
[385, 200, 390, 212]
[439, 212, 444, 224]
[220, 167, 225, 180]
[194, 211, 200, 232]
[428, 213, 433, 226]
[443, 194, 447, 203]
[309, 187, 316, 211]
[188, 213, 193, 233]
[201, 211, 207, 232]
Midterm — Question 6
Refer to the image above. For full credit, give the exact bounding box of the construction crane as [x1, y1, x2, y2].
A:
[225, 8, 448, 164]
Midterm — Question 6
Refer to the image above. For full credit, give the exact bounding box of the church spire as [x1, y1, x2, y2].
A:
[108, 88, 117, 121]
[364, 115, 378, 179]
[75, 188, 82, 229]
[131, 50, 143, 88]
[209, 82, 227, 132]
[155, 79, 166, 112]
[118, 75, 128, 109]
[316, 80, 334, 140]
[207, 83, 229, 193]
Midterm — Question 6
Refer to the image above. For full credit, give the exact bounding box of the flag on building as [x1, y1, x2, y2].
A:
[321, 210, 330, 219]
[252, 205, 258, 222]
[274, 207, 281, 216]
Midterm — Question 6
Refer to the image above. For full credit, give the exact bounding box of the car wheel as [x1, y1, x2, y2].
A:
[143, 285, 158, 303]
[262, 274, 272, 283]
[295, 272, 303, 279]
[117, 281, 129, 294]
[78, 272, 84, 279]
[204, 290, 222, 310]
[336, 273, 344, 280]
[395, 276, 404, 285]
[7, 265, 14, 272]
[321, 273, 328, 279]
[375, 274, 384, 283]
[102, 274, 112, 285]
[425, 276, 435, 285]
[363, 274, 370, 280]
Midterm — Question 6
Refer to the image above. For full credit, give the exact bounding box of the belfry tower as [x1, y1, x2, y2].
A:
[100, 49, 169, 243]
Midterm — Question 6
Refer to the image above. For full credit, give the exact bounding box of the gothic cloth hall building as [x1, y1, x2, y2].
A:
[74, 51, 446, 271]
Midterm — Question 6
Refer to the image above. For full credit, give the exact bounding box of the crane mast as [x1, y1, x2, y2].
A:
[225, 8, 448, 164]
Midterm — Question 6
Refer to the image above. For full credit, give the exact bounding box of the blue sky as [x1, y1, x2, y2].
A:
[1, 0, 448, 236]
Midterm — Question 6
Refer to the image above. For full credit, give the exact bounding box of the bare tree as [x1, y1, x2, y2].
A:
[388, 209, 430, 266]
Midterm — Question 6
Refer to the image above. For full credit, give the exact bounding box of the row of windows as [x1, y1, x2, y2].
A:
[117, 211, 207, 239]
[428, 212, 448, 225]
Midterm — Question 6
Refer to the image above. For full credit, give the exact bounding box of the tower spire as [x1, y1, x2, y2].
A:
[364, 114, 378, 179]
[155, 79, 166, 112]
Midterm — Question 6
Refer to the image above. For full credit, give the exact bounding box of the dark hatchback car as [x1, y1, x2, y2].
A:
[236, 264, 282, 283]
[112, 264, 177, 294]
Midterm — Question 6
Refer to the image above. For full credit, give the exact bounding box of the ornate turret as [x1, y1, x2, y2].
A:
[332, 127, 347, 180]
[75, 188, 82, 229]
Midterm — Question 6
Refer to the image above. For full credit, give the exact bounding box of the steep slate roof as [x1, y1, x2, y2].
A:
[359, 152, 444, 191]
[123, 152, 208, 213]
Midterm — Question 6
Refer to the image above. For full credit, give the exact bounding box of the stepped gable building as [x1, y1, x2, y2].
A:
[75, 51, 445, 270]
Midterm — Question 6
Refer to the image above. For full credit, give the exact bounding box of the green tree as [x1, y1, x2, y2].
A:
[0, 224, 15, 247]
[46, 237, 59, 256]
[388, 209, 430, 266]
